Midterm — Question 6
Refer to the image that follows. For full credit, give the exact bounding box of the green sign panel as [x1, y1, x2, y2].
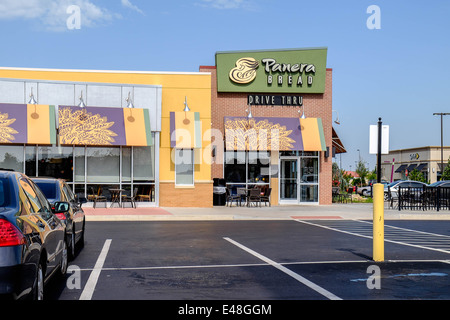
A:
[216, 48, 328, 94]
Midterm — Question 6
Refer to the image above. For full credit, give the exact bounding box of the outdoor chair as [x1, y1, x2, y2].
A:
[260, 187, 272, 206]
[226, 188, 241, 207]
[122, 187, 138, 208]
[237, 188, 248, 206]
[137, 186, 152, 202]
[247, 188, 261, 207]
[90, 186, 107, 208]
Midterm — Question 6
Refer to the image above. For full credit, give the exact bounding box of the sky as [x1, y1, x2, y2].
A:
[0, 0, 449, 171]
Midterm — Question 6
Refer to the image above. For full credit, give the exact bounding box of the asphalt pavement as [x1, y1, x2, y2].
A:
[83, 203, 450, 221]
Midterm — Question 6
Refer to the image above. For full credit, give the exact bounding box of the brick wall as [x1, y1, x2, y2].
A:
[159, 183, 213, 207]
[200, 66, 333, 205]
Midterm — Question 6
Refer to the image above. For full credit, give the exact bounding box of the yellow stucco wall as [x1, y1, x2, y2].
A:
[0, 68, 213, 207]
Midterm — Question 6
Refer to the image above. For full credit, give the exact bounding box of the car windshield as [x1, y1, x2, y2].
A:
[387, 181, 400, 187]
[0, 177, 13, 207]
[34, 181, 58, 202]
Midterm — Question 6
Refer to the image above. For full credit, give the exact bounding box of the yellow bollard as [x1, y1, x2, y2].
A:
[372, 183, 384, 262]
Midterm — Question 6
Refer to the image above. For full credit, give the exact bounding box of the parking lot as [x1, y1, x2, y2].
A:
[45, 218, 450, 306]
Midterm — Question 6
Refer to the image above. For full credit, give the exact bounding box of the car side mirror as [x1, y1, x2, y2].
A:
[53, 201, 70, 213]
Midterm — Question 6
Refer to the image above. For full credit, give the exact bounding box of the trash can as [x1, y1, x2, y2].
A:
[213, 178, 227, 206]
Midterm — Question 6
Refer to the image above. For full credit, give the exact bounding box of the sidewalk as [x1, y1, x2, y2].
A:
[83, 203, 450, 221]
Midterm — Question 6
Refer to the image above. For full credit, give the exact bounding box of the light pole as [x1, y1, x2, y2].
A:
[433, 113, 450, 181]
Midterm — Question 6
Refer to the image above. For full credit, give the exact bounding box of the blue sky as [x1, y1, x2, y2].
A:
[0, 0, 449, 171]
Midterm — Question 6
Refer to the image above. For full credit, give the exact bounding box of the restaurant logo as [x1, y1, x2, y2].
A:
[229, 57, 259, 84]
[229, 57, 316, 87]
[217, 48, 327, 93]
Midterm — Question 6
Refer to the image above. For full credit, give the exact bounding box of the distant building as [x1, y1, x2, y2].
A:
[381, 146, 450, 183]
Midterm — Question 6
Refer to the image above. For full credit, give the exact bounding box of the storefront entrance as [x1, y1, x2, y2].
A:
[279, 152, 319, 204]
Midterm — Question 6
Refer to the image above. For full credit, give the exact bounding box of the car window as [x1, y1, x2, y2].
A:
[410, 182, 425, 188]
[62, 182, 75, 202]
[34, 181, 58, 201]
[19, 177, 43, 213]
[61, 183, 70, 202]
[0, 177, 12, 207]
[31, 181, 53, 214]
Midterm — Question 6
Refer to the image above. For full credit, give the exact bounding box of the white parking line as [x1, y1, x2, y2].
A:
[79, 239, 112, 300]
[223, 237, 342, 300]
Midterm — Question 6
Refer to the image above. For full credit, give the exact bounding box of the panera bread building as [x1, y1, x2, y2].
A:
[200, 48, 345, 205]
[0, 47, 344, 207]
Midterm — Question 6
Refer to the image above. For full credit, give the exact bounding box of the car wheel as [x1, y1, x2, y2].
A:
[384, 192, 389, 201]
[60, 239, 68, 276]
[34, 261, 44, 300]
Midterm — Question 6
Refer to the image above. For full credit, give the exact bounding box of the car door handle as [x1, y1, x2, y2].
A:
[37, 221, 45, 229]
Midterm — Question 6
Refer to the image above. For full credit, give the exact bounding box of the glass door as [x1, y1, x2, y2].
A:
[280, 158, 299, 204]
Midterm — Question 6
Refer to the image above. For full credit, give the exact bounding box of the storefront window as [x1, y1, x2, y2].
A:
[25, 146, 37, 177]
[133, 146, 154, 182]
[74, 147, 85, 182]
[175, 149, 194, 186]
[87, 147, 120, 183]
[248, 151, 270, 184]
[38, 146, 73, 181]
[225, 151, 246, 183]
[225, 151, 271, 189]
[122, 147, 131, 182]
[0, 145, 23, 172]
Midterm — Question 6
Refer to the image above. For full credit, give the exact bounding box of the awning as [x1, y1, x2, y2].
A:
[415, 163, 427, 171]
[224, 117, 326, 151]
[0, 103, 56, 145]
[332, 127, 346, 154]
[395, 164, 407, 173]
[405, 164, 417, 172]
[170, 112, 202, 149]
[58, 106, 152, 146]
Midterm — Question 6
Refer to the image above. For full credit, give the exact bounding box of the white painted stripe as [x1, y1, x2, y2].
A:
[296, 220, 450, 255]
[223, 237, 342, 301]
[79, 239, 112, 300]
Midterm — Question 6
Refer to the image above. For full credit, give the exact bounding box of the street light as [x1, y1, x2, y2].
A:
[433, 113, 450, 180]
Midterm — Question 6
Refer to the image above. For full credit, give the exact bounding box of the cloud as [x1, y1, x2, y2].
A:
[0, 0, 118, 31]
[198, 0, 245, 9]
[121, 0, 144, 15]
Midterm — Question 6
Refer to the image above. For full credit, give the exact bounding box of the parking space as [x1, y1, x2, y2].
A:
[47, 220, 450, 303]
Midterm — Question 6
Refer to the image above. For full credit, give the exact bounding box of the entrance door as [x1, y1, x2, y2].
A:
[280, 158, 299, 204]
[279, 155, 319, 205]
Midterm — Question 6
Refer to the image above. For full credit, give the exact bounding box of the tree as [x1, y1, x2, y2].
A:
[442, 157, 450, 181]
[408, 169, 427, 183]
[355, 160, 369, 186]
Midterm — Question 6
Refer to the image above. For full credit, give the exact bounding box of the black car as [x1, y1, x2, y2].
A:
[31, 177, 86, 259]
[0, 171, 70, 300]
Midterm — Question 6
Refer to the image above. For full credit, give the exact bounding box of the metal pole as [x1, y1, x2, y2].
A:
[373, 117, 384, 262]
[433, 113, 450, 181]
[377, 118, 382, 183]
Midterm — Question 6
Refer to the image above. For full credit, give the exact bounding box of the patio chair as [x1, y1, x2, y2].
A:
[260, 187, 272, 206]
[137, 186, 152, 202]
[237, 188, 248, 206]
[90, 186, 107, 208]
[247, 188, 261, 207]
[226, 188, 241, 207]
[122, 187, 138, 208]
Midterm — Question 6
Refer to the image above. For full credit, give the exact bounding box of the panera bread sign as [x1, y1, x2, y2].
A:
[216, 48, 328, 94]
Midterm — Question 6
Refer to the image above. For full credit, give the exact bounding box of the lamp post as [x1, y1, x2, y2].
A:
[433, 113, 450, 181]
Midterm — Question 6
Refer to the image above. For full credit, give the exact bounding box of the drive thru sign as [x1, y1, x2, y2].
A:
[369, 124, 389, 155]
